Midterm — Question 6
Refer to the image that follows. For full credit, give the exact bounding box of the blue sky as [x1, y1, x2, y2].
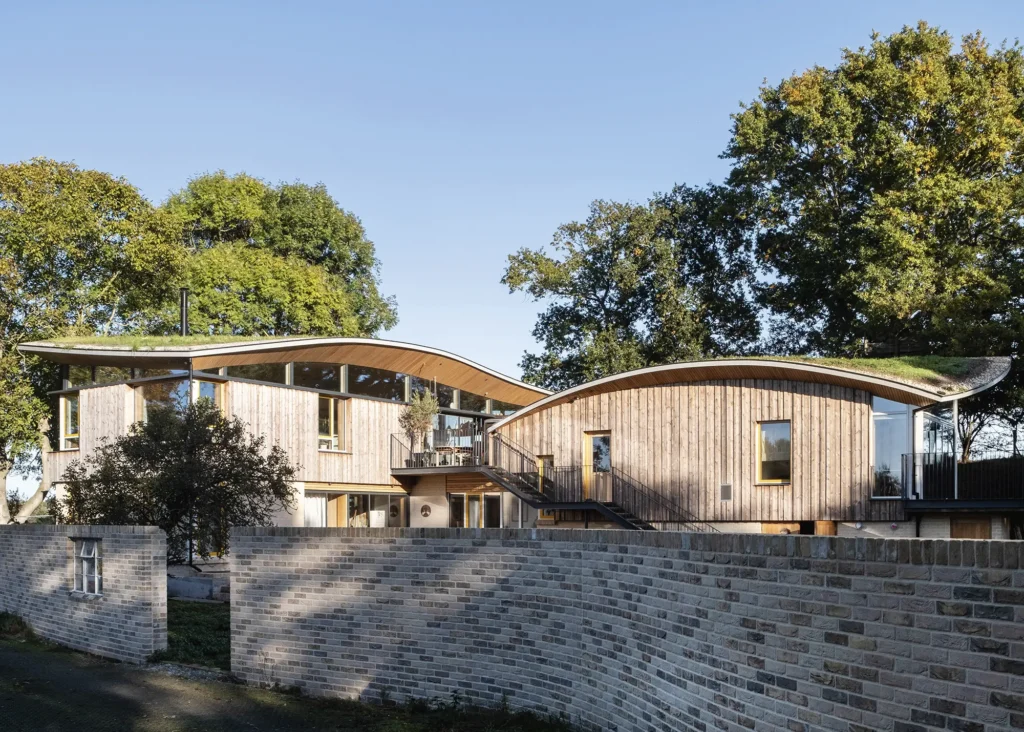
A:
[3, 1, 1021, 493]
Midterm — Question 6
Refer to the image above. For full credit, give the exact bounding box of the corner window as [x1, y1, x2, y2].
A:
[137, 379, 189, 421]
[62, 394, 80, 450]
[873, 397, 909, 497]
[72, 539, 102, 595]
[758, 421, 791, 483]
[193, 379, 224, 409]
[318, 396, 350, 451]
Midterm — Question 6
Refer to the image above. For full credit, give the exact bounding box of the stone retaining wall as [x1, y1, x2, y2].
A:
[0, 525, 166, 663]
[231, 527, 1024, 731]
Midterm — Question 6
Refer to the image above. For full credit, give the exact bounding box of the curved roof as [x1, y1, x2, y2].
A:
[489, 357, 1011, 430]
[19, 337, 551, 406]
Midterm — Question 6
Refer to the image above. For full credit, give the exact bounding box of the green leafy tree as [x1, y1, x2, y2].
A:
[504, 199, 724, 390]
[0, 158, 185, 522]
[159, 171, 397, 336]
[399, 390, 440, 450]
[55, 399, 296, 563]
[725, 22, 1024, 357]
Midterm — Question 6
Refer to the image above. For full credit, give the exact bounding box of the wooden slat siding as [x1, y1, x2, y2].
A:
[226, 381, 403, 487]
[495, 379, 881, 523]
[46, 384, 132, 485]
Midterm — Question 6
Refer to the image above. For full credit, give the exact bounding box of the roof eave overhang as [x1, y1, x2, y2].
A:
[487, 358, 1011, 432]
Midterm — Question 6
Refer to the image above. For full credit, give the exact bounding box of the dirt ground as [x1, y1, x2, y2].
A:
[0, 639, 575, 732]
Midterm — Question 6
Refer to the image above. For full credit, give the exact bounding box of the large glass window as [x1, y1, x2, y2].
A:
[873, 397, 909, 497]
[318, 396, 349, 451]
[194, 379, 224, 408]
[294, 362, 341, 392]
[484, 494, 502, 528]
[410, 376, 456, 409]
[137, 379, 190, 421]
[590, 434, 611, 473]
[459, 391, 488, 413]
[93, 366, 132, 384]
[348, 365, 406, 401]
[758, 421, 791, 483]
[490, 400, 521, 416]
[304, 493, 327, 527]
[348, 494, 370, 527]
[448, 494, 465, 528]
[62, 394, 80, 450]
[226, 363, 288, 384]
[67, 365, 94, 387]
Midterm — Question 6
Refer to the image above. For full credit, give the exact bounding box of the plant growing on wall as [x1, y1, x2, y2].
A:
[54, 399, 297, 564]
[399, 390, 439, 451]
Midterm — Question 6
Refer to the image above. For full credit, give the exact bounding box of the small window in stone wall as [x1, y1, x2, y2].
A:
[72, 539, 102, 595]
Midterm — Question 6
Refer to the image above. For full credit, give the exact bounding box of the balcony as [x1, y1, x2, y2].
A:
[902, 452, 1024, 509]
[391, 425, 487, 473]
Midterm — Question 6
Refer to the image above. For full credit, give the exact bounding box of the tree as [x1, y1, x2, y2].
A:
[0, 158, 185, 523]
[55, 399, 296, 563]
[399, 390, 439, 450]
[504, 199, 734, 390]
[160, 172, 397, 336]
[725, 22, 1024, 357]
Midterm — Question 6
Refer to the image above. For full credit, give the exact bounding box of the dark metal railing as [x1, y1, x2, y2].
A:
[610, 467, 717, 531]
[902, 452, 1024, 501]
[390, 425, 486, 469]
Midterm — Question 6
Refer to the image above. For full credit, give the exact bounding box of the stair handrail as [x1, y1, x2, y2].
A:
[610, 466, 718, 532]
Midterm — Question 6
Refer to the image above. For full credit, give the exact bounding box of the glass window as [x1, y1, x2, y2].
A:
[758, 421, 791, 483]
[410, 376, 456, 409]
[348, 494, 370, 527]
[348, 365, 406, 401]
[448, 494, 465, 528]
[510, 495, 521, 527]
[138, 368, 189, 379]
[591, 434, 611, 473]
[369, 495, 390, 528]
[93, 366, 132, 384]
[226, 363, 288, 384]
[468, 495, 481, 527]
[484, 494, 502, 528]
[294, 362, 341, 392]
[63, 394, 80, 450]
[304, 493, 327, 527]
[73, 539, 102, 595]
[194, 380, 223, 408]
[459, 391, 488, 413]
[873, 397, 908, 497]
[137, 379, 190, 421]
[318, 396, 349, 451]
[388, 496, 407, 528]
[67, 365, 93, 387]
[490, 400, 521, 416]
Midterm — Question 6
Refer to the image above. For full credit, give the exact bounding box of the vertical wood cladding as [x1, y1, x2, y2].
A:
[224, 381, 403, 486]
[498, 379, 902, 523]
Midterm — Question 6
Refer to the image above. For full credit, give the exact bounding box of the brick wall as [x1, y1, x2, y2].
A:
[0, 525, 167, 663]
[231, 527, 1024, 731]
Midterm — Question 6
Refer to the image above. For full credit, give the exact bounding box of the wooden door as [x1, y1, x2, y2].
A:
[951, 517, 991, 539]
[583, 432, 612, 502]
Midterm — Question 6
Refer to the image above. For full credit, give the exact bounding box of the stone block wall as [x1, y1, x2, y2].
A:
[0, 525, 167, 663]
[231, 527, 1024, 731]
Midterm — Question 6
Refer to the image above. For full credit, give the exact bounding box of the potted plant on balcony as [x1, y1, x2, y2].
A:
[400, 390, 440, 467]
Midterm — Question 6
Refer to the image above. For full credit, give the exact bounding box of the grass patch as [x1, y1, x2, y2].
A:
[0, 612, 37, 642]
[150, 599, 231, 670]
[39, 334, 306, 349]
[749, 355, 982, 387]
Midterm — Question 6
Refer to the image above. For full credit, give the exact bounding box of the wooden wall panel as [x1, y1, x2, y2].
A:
[226, 381, 403, 487]
[46, 384, 132, 485]
[498, 379, 898, 523]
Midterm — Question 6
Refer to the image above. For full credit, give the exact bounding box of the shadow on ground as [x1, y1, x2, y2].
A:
[0, 639, 574, 732]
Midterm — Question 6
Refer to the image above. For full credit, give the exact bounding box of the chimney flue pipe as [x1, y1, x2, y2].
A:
[179, 288, 189, 337]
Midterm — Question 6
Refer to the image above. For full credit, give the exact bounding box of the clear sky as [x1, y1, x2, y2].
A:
[3, 1, 1021, 495]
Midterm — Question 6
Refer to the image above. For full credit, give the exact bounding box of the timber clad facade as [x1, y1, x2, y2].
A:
[497, 379, 901, 523]
[21, 337, 1013, 537]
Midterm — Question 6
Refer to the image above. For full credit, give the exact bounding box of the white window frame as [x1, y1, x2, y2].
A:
[72, 539, 102, 596]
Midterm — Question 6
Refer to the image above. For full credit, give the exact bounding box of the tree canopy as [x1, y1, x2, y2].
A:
[726, 21, 1024, 357]
[0, 160, 395, 522]
[55, 399, 296, 562]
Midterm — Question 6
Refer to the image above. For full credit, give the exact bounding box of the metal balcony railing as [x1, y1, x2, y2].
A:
[902, 452, 1024, 502]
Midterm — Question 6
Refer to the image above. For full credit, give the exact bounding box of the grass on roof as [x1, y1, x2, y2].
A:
[42, 334, 307, 349]
[757, 355, 978, 386]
